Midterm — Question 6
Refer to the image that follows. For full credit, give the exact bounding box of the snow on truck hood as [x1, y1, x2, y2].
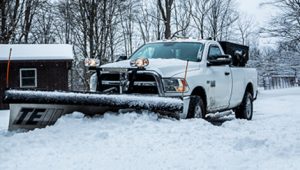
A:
[101, 59, 200, 77]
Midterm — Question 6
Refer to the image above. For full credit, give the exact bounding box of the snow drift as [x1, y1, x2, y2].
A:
[0, 88, 300, 170]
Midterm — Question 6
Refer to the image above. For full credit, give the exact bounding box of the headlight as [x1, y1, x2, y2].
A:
[85, 58, 100, 67]
[130, 58, 149, 68]
[163, 78, 189, 93]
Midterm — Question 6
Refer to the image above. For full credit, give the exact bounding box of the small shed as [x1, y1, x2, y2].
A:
[0, 44, 73, 109]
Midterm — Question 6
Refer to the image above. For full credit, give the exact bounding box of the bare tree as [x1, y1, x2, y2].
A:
[0, 0, 256, 90]
[106, 0, 120, 62]
[136, 4, 152, 44]
[237, 14, 255, 45]
[30, 2, 57, 44]
[261, 0, 300, 76]
[55, 0, 76, 44]
[262, 0, 300, 45]
[134, 0, 164, 42]
[208, 0, 221, 40]
[190, 0, 211, 39]
[17, 0, 42, 43]
[118, 0, 136, 56]
[157, 0, 174, 39]
[207, 0, 238, 40]
[0, 0, 24, 43]
[172, 0, 192, 38]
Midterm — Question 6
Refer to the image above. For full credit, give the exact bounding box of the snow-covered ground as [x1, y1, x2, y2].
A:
[0, 88, 299, 170]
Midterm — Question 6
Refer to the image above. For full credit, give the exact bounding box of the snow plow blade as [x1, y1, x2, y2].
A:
[4, 90, 183, 131]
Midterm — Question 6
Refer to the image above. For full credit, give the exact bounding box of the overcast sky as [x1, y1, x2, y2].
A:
[239, 0, 274, 24]
[238, 0, 279, 47]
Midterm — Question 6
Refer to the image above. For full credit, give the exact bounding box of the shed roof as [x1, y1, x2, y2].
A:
[0, 44, 73, 61]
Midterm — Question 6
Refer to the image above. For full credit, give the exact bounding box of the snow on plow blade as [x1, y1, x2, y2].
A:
[4, 90, 183, 131]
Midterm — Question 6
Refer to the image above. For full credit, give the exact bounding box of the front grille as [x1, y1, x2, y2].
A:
[100, 72, 159, 94]
[130, 86, 158, 94]
[101, 73, 155, 82]
[101, 74, 119, 81]
[135, 74, 156, 82]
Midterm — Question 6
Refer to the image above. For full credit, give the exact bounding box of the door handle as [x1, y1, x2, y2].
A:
[225, 72, 230, 76]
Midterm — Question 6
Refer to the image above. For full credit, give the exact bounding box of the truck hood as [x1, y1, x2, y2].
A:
[101, 59, 200, 77]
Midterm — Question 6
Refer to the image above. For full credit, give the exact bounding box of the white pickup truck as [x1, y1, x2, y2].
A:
[4, 39, 258, 131]
[91, 39, 258, 120]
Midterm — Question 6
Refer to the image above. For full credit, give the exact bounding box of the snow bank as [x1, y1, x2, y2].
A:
[0, 88, 300, 170]
[0, 110, 9, 135]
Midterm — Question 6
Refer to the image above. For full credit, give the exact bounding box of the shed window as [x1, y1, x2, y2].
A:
[20, 68, 37, 88]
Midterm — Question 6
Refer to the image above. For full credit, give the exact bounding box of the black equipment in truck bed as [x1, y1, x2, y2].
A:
[219, 41, 249, 67]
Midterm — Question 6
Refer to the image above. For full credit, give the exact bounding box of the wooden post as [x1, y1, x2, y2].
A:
[6, 48, 12, 88]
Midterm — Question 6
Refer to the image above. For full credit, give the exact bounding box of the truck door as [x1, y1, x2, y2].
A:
[206, 45, 232, 110]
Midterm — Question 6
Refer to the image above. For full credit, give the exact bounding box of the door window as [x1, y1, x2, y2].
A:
[208, 45, 222, 59]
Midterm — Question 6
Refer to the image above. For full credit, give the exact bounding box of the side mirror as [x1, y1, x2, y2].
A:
[115, 55, 127, 62]
[207, 55, 232, 66]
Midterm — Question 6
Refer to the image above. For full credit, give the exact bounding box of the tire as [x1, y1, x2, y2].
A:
[186, 96, 206, 119]
[235, 92, 253, 120]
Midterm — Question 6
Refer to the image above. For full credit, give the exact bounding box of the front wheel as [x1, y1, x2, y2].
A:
[186, 96, 206, 119]
[235, 92, 253, 120]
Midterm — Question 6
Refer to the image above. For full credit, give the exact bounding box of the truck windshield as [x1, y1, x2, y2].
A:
[130, 42, 203, 62]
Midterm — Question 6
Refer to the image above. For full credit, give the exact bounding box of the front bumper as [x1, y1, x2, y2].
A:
[96, 67, 191, 118]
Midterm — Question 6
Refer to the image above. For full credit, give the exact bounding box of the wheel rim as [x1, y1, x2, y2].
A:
[245, 95, 252, 118]
[194, 104, 203, 118]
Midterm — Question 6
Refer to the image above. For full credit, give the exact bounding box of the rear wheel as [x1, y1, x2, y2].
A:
[235, 92, 253, 120]
[187, 96, 206, 119]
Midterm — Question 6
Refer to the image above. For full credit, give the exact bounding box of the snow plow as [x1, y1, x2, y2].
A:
[4, 90, 183, 131]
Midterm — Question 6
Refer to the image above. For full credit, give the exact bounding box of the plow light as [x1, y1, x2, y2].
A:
[130, 58, 149, 68]
[85, 58, 100, 67]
